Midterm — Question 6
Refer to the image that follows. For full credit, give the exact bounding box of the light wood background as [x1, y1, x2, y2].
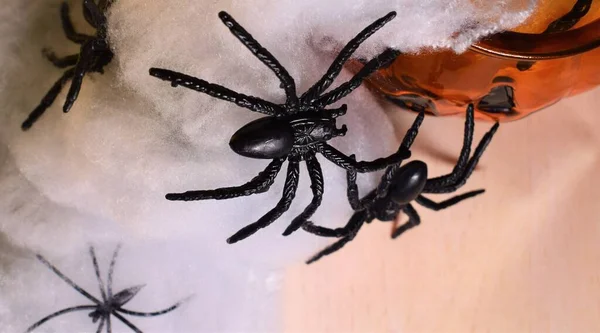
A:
[284, 87, 600, 333]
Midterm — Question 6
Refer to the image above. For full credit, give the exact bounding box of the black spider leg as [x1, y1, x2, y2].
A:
[300, 155, 376, 234]
[63, 44, 94, 113]
[89, 247, 108, 306]
[96, 317, 106, 333]
[282, 155, 324, 235]
[318, 142, 411, 173]
[301, 11, 397, 103]
[42, 50, 80, 68]
[148, 68, 283, 116]
[375, 110, 425, 198]
[423, 104, 475, 190]
[304, 210, 369, 264]
[345, 162, 378, 211]
[26, 305, 98, 332]
[109, 312, 142, 333]
[61, 2, 93, 44]
[423, 121, 499, 194]
[314, 47, 400, 107]
[227, 161, 299, 244]
[22, 68, 76, 130]
[102, 244, 120, 333]
[415, 189, 485, 210]
[26, 254, 103, 332]
[218, 11, 298, 108]
[35, 254, 102, 304]
[82, 0, 106, 30]
[107, 244, 120, 300]
[166, 157, 285, 201]
[391, 204, 420, 239]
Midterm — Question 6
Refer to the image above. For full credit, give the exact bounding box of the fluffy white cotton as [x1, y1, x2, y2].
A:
[0, 0, 534, 331]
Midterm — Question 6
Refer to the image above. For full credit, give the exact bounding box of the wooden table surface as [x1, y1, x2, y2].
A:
[284, 87, 600, 333]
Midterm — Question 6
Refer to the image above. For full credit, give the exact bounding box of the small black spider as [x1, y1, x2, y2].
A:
[149, 11, 409, 244]
[26, 245, 188, 333]
[21, 0, 114, 131]
[303, 105, 500, 264]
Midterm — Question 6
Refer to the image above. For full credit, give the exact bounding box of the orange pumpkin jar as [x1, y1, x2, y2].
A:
[360, 0, 600, 121]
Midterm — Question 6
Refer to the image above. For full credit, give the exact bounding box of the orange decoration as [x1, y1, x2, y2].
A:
[361, 0, 600, 121]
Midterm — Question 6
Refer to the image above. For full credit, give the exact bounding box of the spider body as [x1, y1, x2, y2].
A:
[230, 110, 348, 159]
[27, 245, 189, 333]
[21, 0, 114, 131]
[303, 105, 500, 264]
[151, 11, 410, 244]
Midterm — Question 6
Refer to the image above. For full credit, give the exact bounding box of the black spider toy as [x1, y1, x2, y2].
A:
[303, 105, 500, 264]
[27, 245, 188, 333]
[150, 11, 409, 244]
[21, 0, 114, 131]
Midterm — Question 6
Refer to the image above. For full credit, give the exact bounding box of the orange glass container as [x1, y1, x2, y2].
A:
[360, 0, 600, 121]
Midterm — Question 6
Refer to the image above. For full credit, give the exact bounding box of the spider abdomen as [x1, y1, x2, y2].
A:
[229, 117, 294, 159]
[388, 160, 428, 204]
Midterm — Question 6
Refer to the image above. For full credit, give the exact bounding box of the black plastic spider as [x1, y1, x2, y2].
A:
[21, 0, 114, 131]
[149, 11, 409, 244]
[26, 245, 188, 333]
[303, 105, 500, 264]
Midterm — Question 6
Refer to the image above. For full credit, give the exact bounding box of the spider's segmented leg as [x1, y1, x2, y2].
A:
[302, 210, 367, 238]
[166, 157, 285, 201]
[118, 300, 184, 317]
[344, 155, 377, 210]
[316, 48, 400, 107]
[391, 204, 420, 239]
[375, 110, 425, 198]
[400, 109, 426, 150]
[218, 11, 298, 108]
[424, 122, 499, 193]
[149, 68, 282, 116]
[63, 45, 94, 113]
[35, 254, 101, 304]
[26, 305, 98, 332]
[42, 49, 79, 68]
[83, 0, 106, 30]
[415, 189, 485, 211]
[106, 316, 112, 333]
[283, 156, 324, 235]
[95, 317, 106, 333]
[346, 158, 361, 209]
[22, 68, 76, 130]
[305, 213, 366, 264]
[318, 143, 411, 173]
[301, 11, 396, 103]
[107, 244, 121, 299]
[423, 104, 474, 188]
[227, 161, 299, 244]
[60, 2, 92, 44]
[111, 311, 143, 333]
[89, 247, 108, 302]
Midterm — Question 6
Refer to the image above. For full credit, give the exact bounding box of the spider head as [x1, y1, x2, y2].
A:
[229, 117, 294, 159]
[388, 160, 428, 204]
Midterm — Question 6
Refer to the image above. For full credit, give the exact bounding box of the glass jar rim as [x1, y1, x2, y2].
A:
[469, 18, 600, 60]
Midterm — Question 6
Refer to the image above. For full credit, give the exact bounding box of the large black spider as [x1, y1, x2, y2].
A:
[149, 11, 409, 244]
[21, 0, 114, 131]
[303, 105, 500, 264]
[26, 245, 188, 333]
